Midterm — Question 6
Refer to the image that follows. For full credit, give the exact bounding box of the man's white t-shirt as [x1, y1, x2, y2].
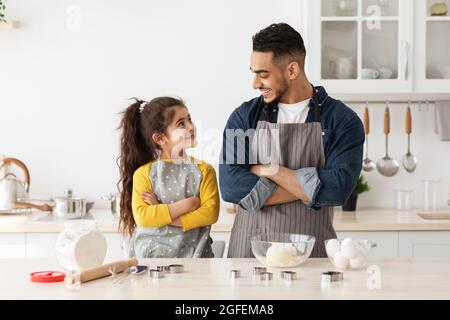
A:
[277, 99, 310, 123]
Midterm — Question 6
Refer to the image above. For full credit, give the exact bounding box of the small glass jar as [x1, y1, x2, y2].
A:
[55, 220, 107, 272]
[394, 189, 413, 212]
[422, 179, 441, 211]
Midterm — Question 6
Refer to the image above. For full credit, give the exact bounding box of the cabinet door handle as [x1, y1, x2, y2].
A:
[403, 41, 410, 80]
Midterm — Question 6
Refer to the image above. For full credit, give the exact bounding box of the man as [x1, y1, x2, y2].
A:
[219, 23, 364, 258]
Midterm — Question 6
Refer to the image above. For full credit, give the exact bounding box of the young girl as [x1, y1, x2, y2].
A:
[118, 96, 220, 258]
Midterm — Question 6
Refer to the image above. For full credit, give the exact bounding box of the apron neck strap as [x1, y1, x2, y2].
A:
[311, 85, 321, 123]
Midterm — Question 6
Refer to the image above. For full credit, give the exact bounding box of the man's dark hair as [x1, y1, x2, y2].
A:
[252, 23, 306, 65]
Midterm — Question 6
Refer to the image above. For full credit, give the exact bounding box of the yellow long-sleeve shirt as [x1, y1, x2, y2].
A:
[131, 158, 220, 232]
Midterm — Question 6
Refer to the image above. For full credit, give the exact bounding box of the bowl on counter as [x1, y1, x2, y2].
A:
[250, 233, 315, 268]
[325, 238, 376, 270]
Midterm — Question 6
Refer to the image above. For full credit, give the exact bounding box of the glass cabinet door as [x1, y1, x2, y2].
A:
[425, 0, 450, 79]
[415, 0, 450, 92]
[307, 0, 413, 93]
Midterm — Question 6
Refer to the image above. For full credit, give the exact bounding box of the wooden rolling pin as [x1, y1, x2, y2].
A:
[79, 258, 138, 283]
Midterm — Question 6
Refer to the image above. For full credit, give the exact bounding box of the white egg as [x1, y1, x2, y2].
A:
[341, 237, 355, 247]
[341, 238, 359, 259]
[333, 251, 349, 269]
[325, 239, 340, 258]
[349, 257, 365, 269]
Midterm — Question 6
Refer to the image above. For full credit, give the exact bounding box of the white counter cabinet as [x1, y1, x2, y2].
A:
[0, 234, 26, 258]
[2, 209, 450, 259]
[399, 231, 450, 258]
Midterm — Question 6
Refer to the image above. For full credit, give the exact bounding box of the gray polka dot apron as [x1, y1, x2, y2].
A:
[227, 92, 336, 258]
[130, 159, 213, 258]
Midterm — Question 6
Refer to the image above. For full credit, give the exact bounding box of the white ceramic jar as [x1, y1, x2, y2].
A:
[55, 220, 107, 271]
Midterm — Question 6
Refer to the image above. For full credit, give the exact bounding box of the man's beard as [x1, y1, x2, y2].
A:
[263, 81, 289, 110]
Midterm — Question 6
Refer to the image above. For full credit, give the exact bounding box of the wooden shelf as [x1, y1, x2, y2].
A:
[331, 92, 450, 102]
[425, 16, 450, 21]
[321, 16, 399, 22]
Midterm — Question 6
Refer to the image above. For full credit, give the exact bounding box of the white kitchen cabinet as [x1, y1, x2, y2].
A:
[26, 233, 58, 258]
[414, 0, 450, 92]
[21, 231, 230, 261]
[399, 231, 450, 258]
[7, 229, 450, 260]
[212, 231, 400, 258]
[337, 231, 399, 258]
[0, 233, 26, 258]
[305, 0, 414, 93]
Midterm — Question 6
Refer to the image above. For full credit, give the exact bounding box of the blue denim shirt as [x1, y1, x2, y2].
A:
[219, 86, 364, 211]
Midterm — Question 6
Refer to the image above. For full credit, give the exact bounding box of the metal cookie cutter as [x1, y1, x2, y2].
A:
[260, 272, 273, 281]
[168, 264, 184, 273]
[253, 267, 267, 276]
[156, 266, 169, 273]
[131, 265, 148, 275]
[230, 270, 241, 279]
[321, 271, 343, 283]
[149, 269, 165, 279]
[281, 271, 297, 281]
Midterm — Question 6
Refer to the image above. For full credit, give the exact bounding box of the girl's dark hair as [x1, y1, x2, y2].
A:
[252, 23, 306, 63]
[117, 96, 185, 237]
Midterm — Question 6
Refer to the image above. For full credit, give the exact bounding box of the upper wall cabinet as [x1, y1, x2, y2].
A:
[305, 0, 414, 93]
[415, 0, 450, 93]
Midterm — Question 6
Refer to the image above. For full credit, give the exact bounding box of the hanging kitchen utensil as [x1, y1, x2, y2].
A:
[402, 103, 418, 173]
[376, 105, 399, 177]
[362, 104, 376, 172]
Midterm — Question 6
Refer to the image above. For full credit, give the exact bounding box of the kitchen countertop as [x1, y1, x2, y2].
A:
[1, 257, 450, 299]
[1, 207, 450, 233]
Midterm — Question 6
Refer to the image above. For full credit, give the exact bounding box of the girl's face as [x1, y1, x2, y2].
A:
[155, 106, 197, 156]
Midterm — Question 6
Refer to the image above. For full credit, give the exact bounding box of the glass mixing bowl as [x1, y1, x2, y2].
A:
[325, 238, 377, 270]
[250, 233, 316, 268]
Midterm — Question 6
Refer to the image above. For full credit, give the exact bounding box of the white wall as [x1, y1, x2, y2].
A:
[1, 0, 449, 210]
[0, 0, 303, 203]
[349, 101, 450, 210]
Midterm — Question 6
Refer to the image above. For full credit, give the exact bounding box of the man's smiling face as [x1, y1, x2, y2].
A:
[250, 51, 289, 105]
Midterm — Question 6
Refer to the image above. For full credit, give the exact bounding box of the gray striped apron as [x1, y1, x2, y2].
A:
[227, 103, 336, 258]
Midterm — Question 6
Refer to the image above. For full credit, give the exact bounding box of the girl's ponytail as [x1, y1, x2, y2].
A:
[117, 98, 155, 237]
